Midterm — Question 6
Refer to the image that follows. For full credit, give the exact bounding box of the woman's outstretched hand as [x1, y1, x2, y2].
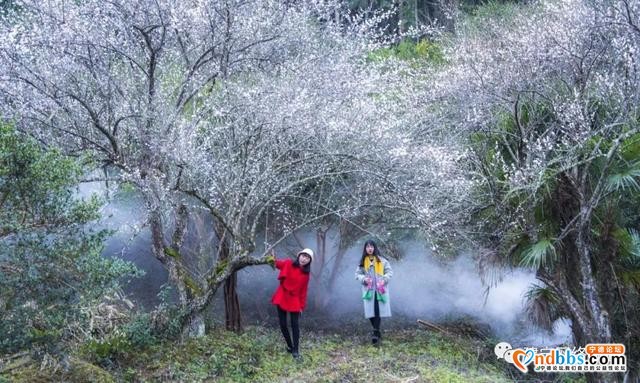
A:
[266, 249, 276, 269]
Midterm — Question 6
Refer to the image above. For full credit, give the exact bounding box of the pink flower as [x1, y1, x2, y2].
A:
[376, 279, 386, 294]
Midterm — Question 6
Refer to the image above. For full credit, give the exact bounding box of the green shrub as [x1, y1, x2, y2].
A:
[0, 123, 140, 359]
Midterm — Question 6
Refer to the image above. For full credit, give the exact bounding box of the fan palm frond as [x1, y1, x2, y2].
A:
[519, 239, 556, 269]
[606, 161, 640, 192]
[620, 270, 640, 289]
[525, 284, 562, 331]
[614, 228, 640, 261]
[613, 228, 640, 288]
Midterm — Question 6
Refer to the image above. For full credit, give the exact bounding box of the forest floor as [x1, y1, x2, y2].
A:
[2, 325, 587, 383]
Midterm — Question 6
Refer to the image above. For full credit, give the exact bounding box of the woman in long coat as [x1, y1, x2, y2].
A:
[355, 240, 393, 346]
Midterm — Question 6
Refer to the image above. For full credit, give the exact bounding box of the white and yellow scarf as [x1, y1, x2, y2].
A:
[364, 256, 384, 276]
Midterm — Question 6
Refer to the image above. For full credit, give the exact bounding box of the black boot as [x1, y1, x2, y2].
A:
[292, 349, 303, 362]
[371, 330, 380, 346]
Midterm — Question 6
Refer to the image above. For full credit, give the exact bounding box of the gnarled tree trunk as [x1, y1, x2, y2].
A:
[182, 310, 206, 338]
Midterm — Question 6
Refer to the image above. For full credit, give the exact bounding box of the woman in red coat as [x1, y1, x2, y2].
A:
[271, 248, 313, 361]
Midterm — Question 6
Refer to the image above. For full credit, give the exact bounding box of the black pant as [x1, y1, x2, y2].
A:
[277, 306, 300, 352]
[369, 294, 381, 332]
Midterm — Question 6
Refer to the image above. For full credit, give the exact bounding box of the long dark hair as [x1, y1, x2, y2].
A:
[359, 239, 381, 267]
[293, 253, 311, 274]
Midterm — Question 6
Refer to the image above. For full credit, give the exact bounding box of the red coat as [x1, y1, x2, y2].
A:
[271, 258, 310, 312]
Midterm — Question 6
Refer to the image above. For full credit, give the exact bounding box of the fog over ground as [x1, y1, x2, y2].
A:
[81, 182, 572, 347]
